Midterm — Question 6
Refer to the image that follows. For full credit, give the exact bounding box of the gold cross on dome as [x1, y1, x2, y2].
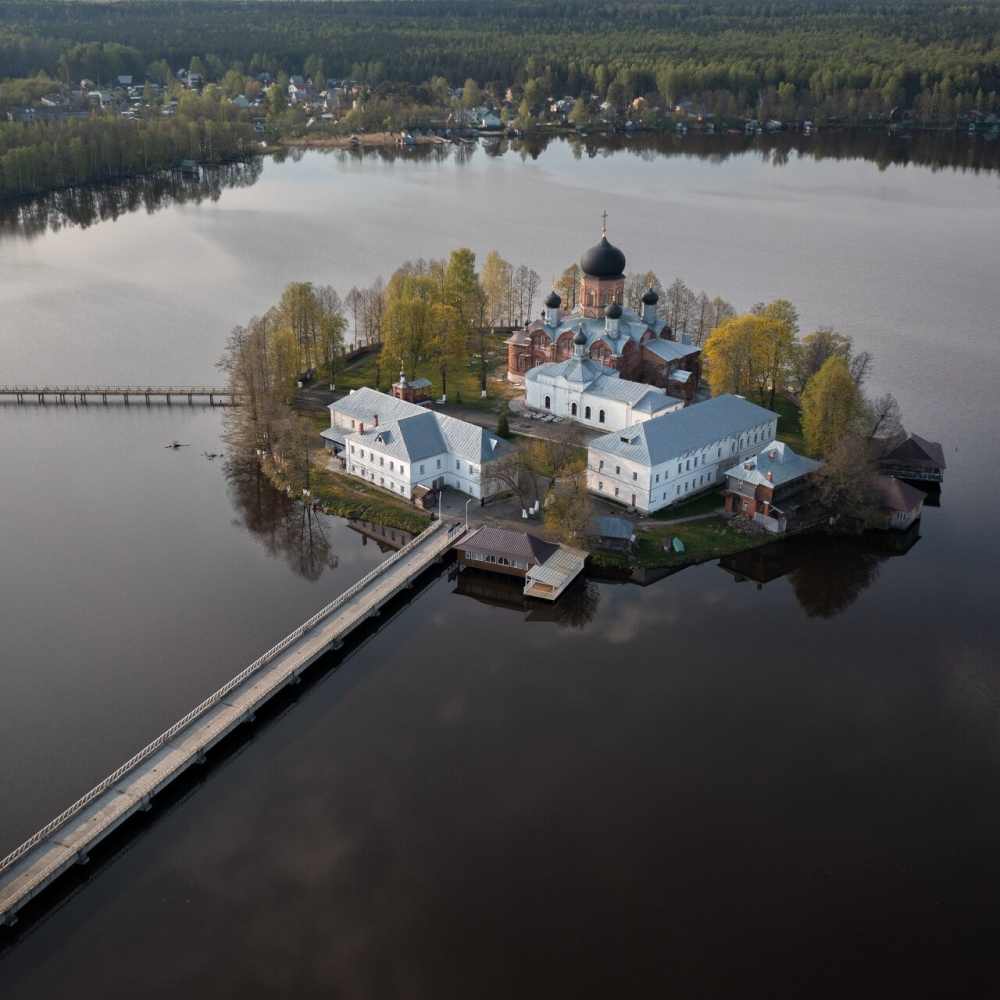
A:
[601, 210, 607, 236]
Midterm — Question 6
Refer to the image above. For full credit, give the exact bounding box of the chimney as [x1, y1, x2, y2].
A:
[359, 422, 364, 435]
[374, 413, 379, 427]
[766, 471, 773, 482]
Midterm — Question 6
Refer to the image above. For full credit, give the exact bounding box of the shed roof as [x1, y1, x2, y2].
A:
[642, 338, 701, 363]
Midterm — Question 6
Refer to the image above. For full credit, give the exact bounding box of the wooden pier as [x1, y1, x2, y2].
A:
[0, 519, 464, 927]
[0, 385, 237, 405]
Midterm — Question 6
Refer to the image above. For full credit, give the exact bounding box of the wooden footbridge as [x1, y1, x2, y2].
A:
[0, 385, 238, 405]
[0, 518, 465, 928]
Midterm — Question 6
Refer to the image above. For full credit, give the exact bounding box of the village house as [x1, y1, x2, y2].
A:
[506, 222, 702, 395]
[587, 394, 779, 513]
[322, 386, 515, 501]
[873, 476, 927, 530]
[723, 440, 823, 532]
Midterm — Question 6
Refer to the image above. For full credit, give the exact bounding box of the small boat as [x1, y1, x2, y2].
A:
[671, 536, 685, 554]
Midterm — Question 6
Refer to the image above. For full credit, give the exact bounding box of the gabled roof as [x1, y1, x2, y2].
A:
[883, 433, 946, 470]
[589, 394, 779, 466]
[874, 476, 927, 513]
[525, 355, 607, 385]
[593, 516, 634, 539]
[724, 440, 822, 487]
[455, 526, 556, 565]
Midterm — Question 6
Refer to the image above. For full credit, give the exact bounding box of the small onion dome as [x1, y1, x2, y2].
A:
[604, 301, 622, 319]
[580, 235, 626, 278]
[573, 325, 587, 346]
[544, 289, 562, 308]
[641, 285, 659, 305]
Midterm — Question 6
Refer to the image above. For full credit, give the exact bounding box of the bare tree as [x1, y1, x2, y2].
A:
[344, 286, 363, 350]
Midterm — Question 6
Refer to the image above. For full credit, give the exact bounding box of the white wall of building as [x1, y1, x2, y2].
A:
[588, 417, 778, 512]
[526, 373, 678, 432]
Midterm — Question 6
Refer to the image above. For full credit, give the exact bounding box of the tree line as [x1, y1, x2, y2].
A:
[0, 91, 258, 198]
[1, 1, 997, 120]
[703, 302, 907, 528]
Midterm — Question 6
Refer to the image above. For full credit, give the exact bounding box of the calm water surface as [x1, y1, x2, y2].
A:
[0, 135, 998, 997]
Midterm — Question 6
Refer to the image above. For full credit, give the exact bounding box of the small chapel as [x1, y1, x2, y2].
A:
[505, 217, 702, 401]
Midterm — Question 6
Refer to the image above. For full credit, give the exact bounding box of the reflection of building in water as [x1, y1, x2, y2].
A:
[453, 569, 600, 628]
[718, 525, 922, 615]
[346, 518, 416, 553]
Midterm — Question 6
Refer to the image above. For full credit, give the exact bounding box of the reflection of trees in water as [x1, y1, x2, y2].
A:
[786, 540, 884, 619]
[550, 578, 600, 630]
[0, 158, 263, 239]
[223, 448, 339, 582]
[515, 130, 1000, 175]
[720, 527, 921, 619]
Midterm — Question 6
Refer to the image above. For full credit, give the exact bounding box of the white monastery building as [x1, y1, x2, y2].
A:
[524, 326, 684, 432]
[322, 386, 515, 500]
[587, 394, 779, 513]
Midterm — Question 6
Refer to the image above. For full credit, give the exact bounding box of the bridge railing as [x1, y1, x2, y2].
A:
[0, 519, 444, 883]
[0, 385, 233, 394]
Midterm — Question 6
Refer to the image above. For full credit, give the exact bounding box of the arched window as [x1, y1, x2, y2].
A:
[544, 395, 551, 409]
[585, 406, 591, 420]
[599, 410, 606, 424]
[587, 290, 595, 307]
[571, 402, 577, 416]
[601, 291, 609, 305]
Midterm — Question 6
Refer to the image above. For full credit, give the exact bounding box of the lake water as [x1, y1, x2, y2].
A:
[1, 134, 999, 997]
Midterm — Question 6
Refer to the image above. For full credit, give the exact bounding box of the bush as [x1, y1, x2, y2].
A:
[496, 411, 511, 439]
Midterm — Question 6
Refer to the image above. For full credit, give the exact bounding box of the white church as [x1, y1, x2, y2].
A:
[524, 325, 684, 432]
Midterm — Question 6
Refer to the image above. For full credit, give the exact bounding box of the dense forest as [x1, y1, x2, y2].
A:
[1, 0, 998, 118]
[1, 1, 998, 200]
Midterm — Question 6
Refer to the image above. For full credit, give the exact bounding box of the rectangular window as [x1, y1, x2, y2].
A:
[351, 420, 355, 429]
[677, 464, 682, 475]
[614, 487, 620, 498]
[380, 456, 384, 466]
[401, 465, 406, 476]
[676, 486, 681, 495]
[655, 473, 660, 483]
[686, 460, 690, 471]
[598, 481, 604, 491]
[359, 449, 364, 458]
[437, 459, 442, 469]
[684, 482, 689, 492]
[742, 501, 749, 511]
[389, 461, 394, 471]
[420, 464, 425, 474]
[700, 475, 704, 485]
[718, 447, 722, 458]
[456, 460, 460, 470]
[599, 460, 604, 471]
[616, 466, 620, 475]
[350, 445, 355, 454]
[380, 476, 384, 485]
[694, 456, 698, 467]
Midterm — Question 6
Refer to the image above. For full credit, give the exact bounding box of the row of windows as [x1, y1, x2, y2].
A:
[465, 553, 528, 570]
[545, 396, 606, 423]
[350, 466, 409, 495]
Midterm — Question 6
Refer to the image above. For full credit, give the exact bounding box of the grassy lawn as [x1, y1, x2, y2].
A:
[334, 342, 518, 415]
[649, 489, 725, 520]
[311, 466, 432, 534]
[592, 515, 769, 569]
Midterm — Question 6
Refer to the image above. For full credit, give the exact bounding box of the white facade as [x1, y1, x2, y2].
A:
[524, 341, 682, 433]
[324, 388, 514, 501]
[586, 395, 780, 513]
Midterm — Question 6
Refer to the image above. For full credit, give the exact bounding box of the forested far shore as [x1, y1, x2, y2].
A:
[1, 0, 998, 122]
[0, 92, 258, 198]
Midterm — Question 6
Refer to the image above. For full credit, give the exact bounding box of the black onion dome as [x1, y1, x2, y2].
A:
[573, 325, 587, 346]
[544, 289, 562, 308]
[641, 285, 659, 305]
[580, 235, 626, 278]
[604, 301, 622, 319]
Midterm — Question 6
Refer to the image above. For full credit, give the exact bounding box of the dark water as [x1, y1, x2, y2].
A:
[0, 134, 998, 997]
